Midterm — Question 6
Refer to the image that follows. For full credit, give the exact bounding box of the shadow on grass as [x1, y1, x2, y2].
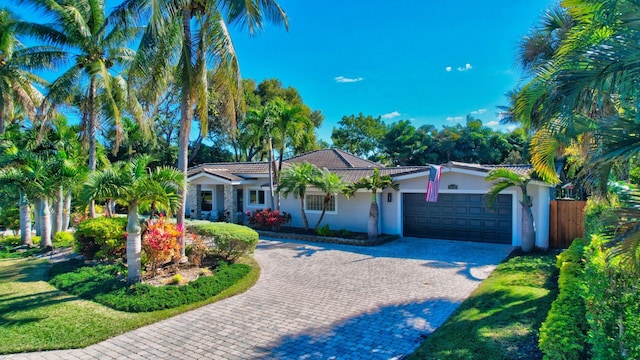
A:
[254, 298, 458, 360]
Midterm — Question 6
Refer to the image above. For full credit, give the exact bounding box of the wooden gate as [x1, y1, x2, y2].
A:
[549, 200, 587, 249]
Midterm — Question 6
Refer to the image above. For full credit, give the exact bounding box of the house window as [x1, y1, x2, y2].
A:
[201, 191, 213, 211]
[249, 189, 266, 206]
[305, 194, 336, 213]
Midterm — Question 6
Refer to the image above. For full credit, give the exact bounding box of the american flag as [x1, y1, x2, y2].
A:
[425, 165, 442, 202]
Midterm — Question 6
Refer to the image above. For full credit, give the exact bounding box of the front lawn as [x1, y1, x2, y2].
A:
[409, 251, 559, 360]
[0, 257, 259, 354]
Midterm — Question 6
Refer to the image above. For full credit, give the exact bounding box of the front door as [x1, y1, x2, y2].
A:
[236, 189, 244, 213]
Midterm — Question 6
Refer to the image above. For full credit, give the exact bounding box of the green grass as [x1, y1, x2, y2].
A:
[0, 257, 260, 354]
[409, 251, 559, 360]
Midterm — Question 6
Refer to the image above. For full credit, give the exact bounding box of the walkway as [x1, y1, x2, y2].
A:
[2, 237, 513, 359]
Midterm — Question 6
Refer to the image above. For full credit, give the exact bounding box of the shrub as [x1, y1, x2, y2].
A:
[0, 206, 20, 233]
[0, 235, 21, 247]
[142, 217, 182, 274]
[74, 217, 127, 261]
[316, 224, 333, 237]
[337, 229, 352, 238]
[170, 274, 183, 284]
[53, 231, 74, 248]
[188, 222, 258, 262]
[186, 234, 208, 267]
[48, 261, 251, 312]
[583, 235, 640, 360]
[583, 198, 612, 238]
[246, 208, 291, 230]
[539, 238, 589, 359]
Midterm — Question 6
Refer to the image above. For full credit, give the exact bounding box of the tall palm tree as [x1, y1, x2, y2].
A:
[277, 162, 322, 231]
[20, 0, 139, 217]
[115, 0, 288, 256]
[486, 168, 536, 252]
[81, 155, 184, 283]
[347, 168, 398, 240]
[313, 169, 345, 229]
[0, 8, 65, 135]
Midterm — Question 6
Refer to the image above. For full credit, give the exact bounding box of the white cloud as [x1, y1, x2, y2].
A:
[445, 66, 452, 72]
[381, 111, 401, 119]
[446, 116, 465, 122]
[471, 108, 487, 115]
[506, 125, 517, 132]
[334, 76, 364, 83]
[486, 120, 500, 127]
[457, 63, 472, 72]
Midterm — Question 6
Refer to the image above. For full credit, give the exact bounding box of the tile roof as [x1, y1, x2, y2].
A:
[284, 149, 382, 169]
[446, 161, 533, 176]
[187, 162, 271, 181]
[330, 167, 428, 183]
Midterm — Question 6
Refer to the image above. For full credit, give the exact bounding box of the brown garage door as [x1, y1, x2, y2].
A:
[403, 193, 512, 243]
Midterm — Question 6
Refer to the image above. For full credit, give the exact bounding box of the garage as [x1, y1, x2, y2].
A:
[402, 192, 512, 243]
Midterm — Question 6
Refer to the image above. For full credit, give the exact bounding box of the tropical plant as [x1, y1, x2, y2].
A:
[346, 168, 398, 240]
[80, 155, 184, 283]
[115, 0, 288, 258]
[277, 162, 322, 231]
[486, 168, 536, 252]
[313, 169, 345, 229]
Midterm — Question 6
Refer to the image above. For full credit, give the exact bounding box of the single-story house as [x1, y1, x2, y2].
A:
[187, 149, 553, 248]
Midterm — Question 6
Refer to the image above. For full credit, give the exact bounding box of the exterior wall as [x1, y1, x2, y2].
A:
[279, 192, 372, 233]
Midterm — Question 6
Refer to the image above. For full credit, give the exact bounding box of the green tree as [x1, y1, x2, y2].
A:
[347, 168, 398, 240]
[313, 169, 345, 229]
[331, 113, 386, 159]
[277, 162, 322, 231]
[381, 120, 430, 166]
[486, 168, 536, 252]
[81, 155, 184, 283]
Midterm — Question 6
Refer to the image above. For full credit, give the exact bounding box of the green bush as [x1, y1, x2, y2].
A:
[0, 235, 21, 247]
[0, 206, 20, 232]
[583, 198, 611, 238]
[188, 222, 259, 262]
[48, 261, 251, 312]
[583, 235, 640, 360]
[53, 231, 74, 248]
[539, 238, 589, 359]
[0, 235, 41, 258]
[315, 224, 333, 237]
[74, 217, 127, 261]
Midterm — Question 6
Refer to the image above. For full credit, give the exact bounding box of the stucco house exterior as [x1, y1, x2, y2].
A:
[186, 149, 553, 248]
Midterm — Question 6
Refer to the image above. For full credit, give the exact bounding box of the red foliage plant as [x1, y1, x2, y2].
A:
[142, 216, 183, 274]
[246, 209, 291, 230]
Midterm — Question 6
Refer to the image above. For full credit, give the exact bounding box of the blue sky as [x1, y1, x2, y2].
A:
[8, 0, 556, 142]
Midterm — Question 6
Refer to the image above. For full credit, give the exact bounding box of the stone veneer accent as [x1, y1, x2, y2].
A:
[195, 184, 202, 219]
[186, 184, 197, 219]
[224, 184, 236, 223]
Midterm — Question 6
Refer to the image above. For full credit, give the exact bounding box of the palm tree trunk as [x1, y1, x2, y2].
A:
[19, 190, 33, 247]
[268, 136, 275, 209]
[300, 196, 309, 231]
[126, 201, 142, 284]
[62, 191, 71, 231]
[33, 198, 41, 236]
[0, 103, 5, 135]
[88, 77, 98, 218]
[314, 194, 331, 229]
[40, 198, 52, 249]
[53, 186, 63, 237]
[368, 192, 378, 240]
[521, 204, 536, 252]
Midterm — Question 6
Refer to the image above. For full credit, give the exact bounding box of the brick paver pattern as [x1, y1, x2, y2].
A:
[2, 237, 512, 359]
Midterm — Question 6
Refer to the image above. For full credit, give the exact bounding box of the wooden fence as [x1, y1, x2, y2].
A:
[549, 200, 587, 249]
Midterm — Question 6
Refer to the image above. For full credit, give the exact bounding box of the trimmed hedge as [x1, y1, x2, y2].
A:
[74, 217, 127, 261]
[188, 222, 259, 262]
[539, 238, 589, 359]
[49, 261, 251, 312]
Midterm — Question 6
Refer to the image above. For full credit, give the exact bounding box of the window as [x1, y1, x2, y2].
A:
[201, 191, 213, 211]
[249, 189, 266, 206]
[305, 194, 336, 212]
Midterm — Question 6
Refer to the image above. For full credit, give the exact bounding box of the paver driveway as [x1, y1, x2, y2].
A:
[2, 237, 512, 360]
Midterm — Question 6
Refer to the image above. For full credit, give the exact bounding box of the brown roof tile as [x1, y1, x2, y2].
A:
[285, 149, 382, 169]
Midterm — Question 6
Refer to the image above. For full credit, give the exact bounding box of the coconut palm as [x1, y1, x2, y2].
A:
[347, 168, 398, 240]
[0, 8, 65, 135]
[486, 168, 536, 252]
[313, 169, 345, 229]
[81, 155, 184, 283]
[19, 0, 139, 217]
[277, 162, 322, 231]
[113, 0, 288, 256]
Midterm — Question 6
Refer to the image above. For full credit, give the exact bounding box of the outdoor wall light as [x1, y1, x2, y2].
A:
[448, 184, 458, 190]
[387, 193, 393, 202]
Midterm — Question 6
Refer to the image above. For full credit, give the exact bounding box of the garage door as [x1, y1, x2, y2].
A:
[403, 193, 512, 243]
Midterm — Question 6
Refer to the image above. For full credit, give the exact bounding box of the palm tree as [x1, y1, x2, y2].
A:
[347, 168, 398, 240]
[81, 155, 184, 283]
[313, 169, 345, 229]
[0, 8, 65, 135]
[486, 168, 536, 252]
[20, 0, 139, 217]
[115, 0, 288, 256]
[277, 162, 322, 231]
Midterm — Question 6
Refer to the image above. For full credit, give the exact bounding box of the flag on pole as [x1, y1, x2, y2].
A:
[425, 165, 442, 202]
